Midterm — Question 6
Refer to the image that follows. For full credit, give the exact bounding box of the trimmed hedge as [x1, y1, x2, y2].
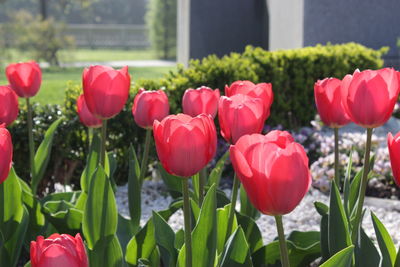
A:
[10, 43, 386, 188]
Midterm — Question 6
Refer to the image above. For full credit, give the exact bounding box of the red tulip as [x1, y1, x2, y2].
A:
[218, 94, 265, 144]
[76, 94, 102, 128]
[387, 132, 400, 186]
[225, 80, 273, 119]
[6, 61, 42, 98]
[0, 125, 12, 184]
[182, 86, 220, 118]
[0, 85, 19, 126]
[30, 233, 88, 267]
[314, 78, 350, 128]
[132, 88, 170, 129]
[153, 113, 217, 177]
[341, 68, 399, 128]
[230, 130, 311, 215]
[83, 65, 130, 120]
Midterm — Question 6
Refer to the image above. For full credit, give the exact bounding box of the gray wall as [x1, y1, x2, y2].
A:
[189, 0, 268, 59]
[304, 0, 400, 57]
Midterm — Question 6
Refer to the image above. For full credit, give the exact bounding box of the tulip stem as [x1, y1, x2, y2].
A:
[100, 120, 107, 167]
[334, 127, 340, 188]
[226, 174, 240, 241]
[139, 129, 152, 184]
[275, 215, 290, 267]
[182, 178, 192, 267]
[199, 168, 207, 206]
[351, 128, 373, 243]
[26, 98, 36, 193]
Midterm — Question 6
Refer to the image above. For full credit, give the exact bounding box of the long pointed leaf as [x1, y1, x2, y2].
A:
[219, 227, 253, 267]
[371, 212, 396, 267]
[128, 145, 141, 234]
[320, 245, 354, 267]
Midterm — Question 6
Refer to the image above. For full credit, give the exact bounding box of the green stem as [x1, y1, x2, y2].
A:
[334, 127, 340, 187]
[88, 127, 94, 148]
[182, 179, 192, 267]
[139, 129, 152, 184]
[26, 98, 36, 192]
[351, 128, 373, 243]
[226, 174, 240, 241]
[100, 120, 108, 167]
[199, 168, 207, 206]
[275, 215, 290, 267]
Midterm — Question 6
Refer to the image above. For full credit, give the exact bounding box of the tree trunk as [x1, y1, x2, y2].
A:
[39, 0, 47, 20]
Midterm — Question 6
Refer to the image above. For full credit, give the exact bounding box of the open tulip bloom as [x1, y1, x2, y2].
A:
[0, 125, 13, 184]
[0, 85, 19, 127]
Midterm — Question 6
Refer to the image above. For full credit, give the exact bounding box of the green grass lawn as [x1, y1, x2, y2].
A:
[0, 66, 175, 105]
[4, 48, 161, 64]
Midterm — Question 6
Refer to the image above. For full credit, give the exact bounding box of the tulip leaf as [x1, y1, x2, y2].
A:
[343, 148, 353, 218]
[174, 229, 184, 250]
[239, 185, 260, 220]
[219, 227, 253, 267]
[190, 199, 200, 223]
[24, 261, 31, 267]
[0, 206, 29, 267]
[157, 163, 182, 198]
[32, 118, 62, 193]
[81, 133, 101, 193]
[216, 204, 237, 254]
[116, 213, 136, 257]
[42, 200, 83, 234]
[395, 245, 400, 267]
[88, 235, 124, 267]
[320, 245, 354, 267]
[126, 203, 180, 266]
[251, 231, 320, 267]
[371, 212, 396, 267]
[354, 227, 380, 267]
[208, 150, 229, 187]
[0, 168, 24, 242]
[328, 181, 351, 256]
[191, 183, 217, 267]
[128, 145, 141, 235]
[236, 212, 263, 254]
[153, 211, 177, 267]
[192, 173, 200, 204]
[314, 201, 329, 216]
[83, 166, 118, 250]
[107, 152, 118, 193]
[320, 214, 330, 263]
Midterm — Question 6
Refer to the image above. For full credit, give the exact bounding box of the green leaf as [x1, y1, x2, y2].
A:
[107, 152, 118, 193]
[354, 227, 380, 267]
[191, 184, 217, 267]
[192, 173, 200, 204]
[216, 204, 237, 254]
[88, 235, 124, 267]
[207, 150, 229, 187]
[314, 201, 329, 216]
[239, 185, 259, 219]
[153, 211, 177, 267]
[116, 213, 136, 257]
[348, 168, 362, 218]
[42, 200, 83, 234]
[128, 145, 141, 235]
[174, 229, 184, 250]
[81, 133, 101, 193]
[82, 166, 118, 249]
[0, 206, 29, 267]
[219, 227, 253, 267]
[190, 199, 200, 223]
[320, 214, 330, 263]
[41, 191, 81, 204]
[0, 168, 24, 242]
[343, 148, 353, 218]
[328, 181, 351, 256]
[236, 213, 263, 254]
[157, 163, 182, 198]
[24, 261, 31, 267]
[320, 245, 354, 267]
[371, 212, 396, 267]
[32, 118, 62, 193]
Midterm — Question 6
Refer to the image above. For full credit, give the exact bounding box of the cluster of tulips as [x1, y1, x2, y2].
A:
[1, 60, 400, 267]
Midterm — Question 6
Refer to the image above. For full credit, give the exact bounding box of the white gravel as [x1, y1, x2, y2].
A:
[116, 179, 400, 246]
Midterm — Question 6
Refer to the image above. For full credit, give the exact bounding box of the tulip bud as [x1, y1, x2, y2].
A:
[225, 80, 273, 119]
[0, 85, 19, 126]
[341, 68, 400, 128]
[182, 86, 220, 118]
[6, 61, 42, 98]
[314, 78, 350, 128]
[76, 94, 102, 128]
[153, 113, 217, 177]
[0, 125, 12, 184]
[132, 88, 170, 129]
[218, 94, 265, 144]
[30, 233, 88, 267]
[388, 132, 400, 186]
[83, 65, 130, 119]
[230, 131, 311, 215]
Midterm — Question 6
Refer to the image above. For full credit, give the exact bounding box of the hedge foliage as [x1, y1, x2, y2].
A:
[9, 43, 386, 188]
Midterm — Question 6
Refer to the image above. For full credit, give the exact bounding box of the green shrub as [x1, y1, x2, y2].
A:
[10, 43, 385, 189]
